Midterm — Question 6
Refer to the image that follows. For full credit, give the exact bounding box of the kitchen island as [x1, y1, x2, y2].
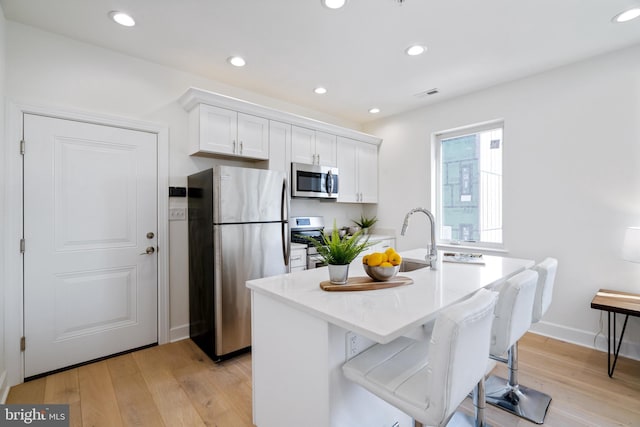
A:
[247, 249, 534, 427]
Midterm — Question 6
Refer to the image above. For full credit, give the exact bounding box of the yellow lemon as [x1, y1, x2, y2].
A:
[362, 254, 370, 265]
[380, 252, 389, 263]
[389, 252, 402, 266]
[380, 261, 394, 268]
[384, 247, 396, 257]
[367, 252, 384, 267]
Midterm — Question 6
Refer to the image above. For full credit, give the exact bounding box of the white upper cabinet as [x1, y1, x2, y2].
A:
[268, 120, 292, 180]
[237, 113, 269, 159]
[189, 104, 269, 160]
[179, 88, 381, 166]
[197, 104, 237, 155]
[291, 126, 337, 167]
[337, 137, 378, 203]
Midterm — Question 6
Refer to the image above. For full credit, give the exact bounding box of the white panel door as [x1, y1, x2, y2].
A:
[23, 114, 158, 377]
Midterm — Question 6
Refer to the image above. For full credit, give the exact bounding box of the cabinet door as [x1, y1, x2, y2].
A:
[237, 113, 269, 159]
[358, 143, 379, 203]
[315, 131, 337, 167]
[199, 104, 237, 155]
[291, 126, 316, 164]
[337, 137, 358, 203]
[269, 120, 291, 178]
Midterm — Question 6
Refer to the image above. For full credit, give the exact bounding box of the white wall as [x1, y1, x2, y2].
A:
[2, 22, 365, 345]
[365, 43, 640, 358]
[0, 5, 7, 401]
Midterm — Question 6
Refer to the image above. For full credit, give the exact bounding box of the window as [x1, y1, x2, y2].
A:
[435, 121, 503, 249]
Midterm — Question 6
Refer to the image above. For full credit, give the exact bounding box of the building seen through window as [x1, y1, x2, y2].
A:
[437, 123, 503, 247]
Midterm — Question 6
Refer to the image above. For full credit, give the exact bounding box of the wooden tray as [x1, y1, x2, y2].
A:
[320, 276, 413, 292]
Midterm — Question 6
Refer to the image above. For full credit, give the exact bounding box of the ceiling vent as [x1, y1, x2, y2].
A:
[414, 88, 439, 97]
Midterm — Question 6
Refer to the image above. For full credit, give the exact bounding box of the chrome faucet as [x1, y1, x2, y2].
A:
[401, 207, 438, 269]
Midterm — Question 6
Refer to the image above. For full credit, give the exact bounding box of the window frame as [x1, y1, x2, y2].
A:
[433, 119, 505, 251]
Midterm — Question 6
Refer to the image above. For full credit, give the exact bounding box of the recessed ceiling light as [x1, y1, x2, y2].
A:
[368, 108, 380, 114]
[227, 56, 246, 67]
[322, 0, 347, 9]
[405, 44, 427, 56]
[612, 8, 640, 23]
[314, 87, 328, 95]
[109, 11, 135, 27]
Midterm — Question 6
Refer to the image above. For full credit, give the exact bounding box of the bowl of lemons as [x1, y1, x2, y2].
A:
[362, 247, 403, 281]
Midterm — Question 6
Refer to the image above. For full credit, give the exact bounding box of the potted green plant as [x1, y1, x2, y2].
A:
[353, 215, 378, 235]
[307, 221, 372, 284]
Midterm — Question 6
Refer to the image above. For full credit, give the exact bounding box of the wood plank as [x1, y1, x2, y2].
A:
[5, 377, 46, 404]
[107, 354, 165, 427]
[43, 369, 82, 427]
[132, 344, 206, 427]
[169, 340, 253, 427]
[77, 361, 123, 427]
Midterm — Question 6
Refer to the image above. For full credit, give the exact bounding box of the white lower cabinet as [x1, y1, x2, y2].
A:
[337, 137, 378, 203]
[290, 244, 307, 272]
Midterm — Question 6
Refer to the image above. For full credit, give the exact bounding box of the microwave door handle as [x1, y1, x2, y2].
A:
[326, 170, 333, 195]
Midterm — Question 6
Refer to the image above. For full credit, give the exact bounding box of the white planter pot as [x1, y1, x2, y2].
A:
[328, 264, 350, 285]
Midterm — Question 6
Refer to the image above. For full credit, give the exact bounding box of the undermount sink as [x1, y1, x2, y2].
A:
[399, 260, 430, 272]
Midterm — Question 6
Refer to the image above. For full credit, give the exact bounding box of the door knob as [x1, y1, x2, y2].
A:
[146, 232, 155, 239]
[140, 246, 155, 255]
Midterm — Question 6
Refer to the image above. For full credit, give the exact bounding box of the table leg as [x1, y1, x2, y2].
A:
[607, 311, 630, 378]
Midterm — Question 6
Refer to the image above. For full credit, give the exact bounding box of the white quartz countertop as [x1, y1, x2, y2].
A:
[247, 249, 534, 344]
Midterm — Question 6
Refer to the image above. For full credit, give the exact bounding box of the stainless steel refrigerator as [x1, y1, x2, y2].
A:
[188, 166, 290, 360]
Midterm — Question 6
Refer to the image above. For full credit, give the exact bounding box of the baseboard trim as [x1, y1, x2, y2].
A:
[0, 370, 9, 403]
[530, 320, 640, 362]
[169, 324, 189, 343]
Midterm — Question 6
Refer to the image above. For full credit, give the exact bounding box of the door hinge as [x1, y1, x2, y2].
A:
[20, 336, 25, 352]
[20, 238, 25, 253]
[20, 140, 25, 155]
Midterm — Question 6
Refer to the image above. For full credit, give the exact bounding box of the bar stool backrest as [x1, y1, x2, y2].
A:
[490, 269, 539, 357]
[531, 258, 558, 323]
[425, 288, 498, 423]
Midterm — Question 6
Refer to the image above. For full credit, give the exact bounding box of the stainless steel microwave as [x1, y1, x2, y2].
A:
[291, 162, 339, 199]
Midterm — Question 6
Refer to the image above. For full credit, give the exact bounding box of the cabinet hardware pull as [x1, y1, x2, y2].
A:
[240, 141, 243, 154]
[233, 140, 237, 153]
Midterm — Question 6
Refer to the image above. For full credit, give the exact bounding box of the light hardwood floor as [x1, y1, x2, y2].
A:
[6, 333, 640, 427]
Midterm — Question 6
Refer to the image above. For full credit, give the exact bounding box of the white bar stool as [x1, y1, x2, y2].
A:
[485, 258, 558, 424]
[342, 289, 498, 427]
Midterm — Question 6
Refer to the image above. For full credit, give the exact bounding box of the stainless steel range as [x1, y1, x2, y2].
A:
[290, 216, 327, 269]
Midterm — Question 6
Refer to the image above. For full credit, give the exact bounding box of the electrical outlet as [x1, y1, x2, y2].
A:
[346, 331, 360, 360]
[169, 207, 186, 221]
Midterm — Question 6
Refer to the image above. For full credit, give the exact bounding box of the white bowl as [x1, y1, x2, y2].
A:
[363, 264, 400, 281]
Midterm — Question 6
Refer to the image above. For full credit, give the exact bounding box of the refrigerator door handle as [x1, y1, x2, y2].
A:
[281, 178, 291, 267]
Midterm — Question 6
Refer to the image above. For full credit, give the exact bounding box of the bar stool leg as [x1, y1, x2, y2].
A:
[485, 342, 552, 424]
[446, 379, 492, 427]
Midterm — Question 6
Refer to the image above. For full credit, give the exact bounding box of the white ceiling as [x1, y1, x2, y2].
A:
[2, 0, 640, 124]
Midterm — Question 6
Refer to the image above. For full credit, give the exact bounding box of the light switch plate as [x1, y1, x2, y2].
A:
[169, 207, 186, 221]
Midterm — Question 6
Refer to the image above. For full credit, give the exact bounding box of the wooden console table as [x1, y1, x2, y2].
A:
[590, 289, 640, 377]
